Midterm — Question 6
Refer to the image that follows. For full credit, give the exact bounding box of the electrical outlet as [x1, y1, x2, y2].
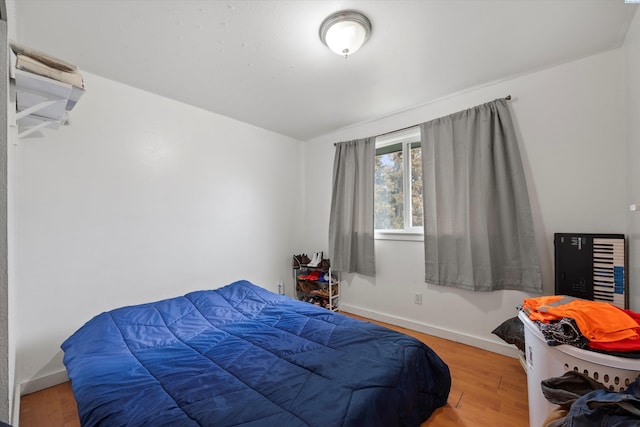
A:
[414, 292, 422, 305]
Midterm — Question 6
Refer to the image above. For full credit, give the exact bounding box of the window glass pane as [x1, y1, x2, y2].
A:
[375, 150, 404, 229]
[410, 145, 423, 227]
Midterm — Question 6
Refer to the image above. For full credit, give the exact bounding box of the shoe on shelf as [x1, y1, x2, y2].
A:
[307, 271, 322, 281]
[305, 253, 314, 267]
[319, 258, 330, 270]
[307, 252, 318, 267]
[308, 251, 323, 267]
[294, 253, 314, 268]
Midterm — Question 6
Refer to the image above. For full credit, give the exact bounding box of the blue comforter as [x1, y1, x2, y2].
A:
[62, 280, 451, 426]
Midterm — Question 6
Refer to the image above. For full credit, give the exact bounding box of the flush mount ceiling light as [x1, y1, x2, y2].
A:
[319, 10, 372, 58]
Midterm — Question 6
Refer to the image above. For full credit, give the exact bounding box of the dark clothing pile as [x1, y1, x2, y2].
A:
[541, 371, 640, 426]
[536, 317, 590, 348]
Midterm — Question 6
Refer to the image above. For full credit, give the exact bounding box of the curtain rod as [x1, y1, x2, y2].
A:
[334, 95, 512, 146]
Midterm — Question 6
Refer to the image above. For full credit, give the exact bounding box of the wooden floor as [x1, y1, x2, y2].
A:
[19, 314, 528, 427]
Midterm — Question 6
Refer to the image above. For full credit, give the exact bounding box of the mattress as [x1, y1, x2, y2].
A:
[62, 280, 451, 426]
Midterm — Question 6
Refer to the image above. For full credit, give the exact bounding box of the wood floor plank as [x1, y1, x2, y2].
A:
[20, 382, 81, 427]
[19, 313, 529, 427]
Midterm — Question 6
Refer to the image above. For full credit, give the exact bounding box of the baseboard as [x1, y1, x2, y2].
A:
[340, 303, 521, 358]
[19, 369, 69, 396]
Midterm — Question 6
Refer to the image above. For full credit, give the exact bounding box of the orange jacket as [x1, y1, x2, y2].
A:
[522, 295, 640, 343]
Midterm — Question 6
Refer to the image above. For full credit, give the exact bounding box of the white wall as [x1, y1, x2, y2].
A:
[305, 49, 628, 355]
[12, 72, 304, 392]
[626, 10, 640, 312]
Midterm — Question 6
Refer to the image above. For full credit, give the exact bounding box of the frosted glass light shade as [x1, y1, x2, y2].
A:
[324, 20, 367, 56]
[320, 10, 372, 58]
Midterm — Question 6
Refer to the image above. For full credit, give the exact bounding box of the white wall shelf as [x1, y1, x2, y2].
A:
[10, 55, 84, 139]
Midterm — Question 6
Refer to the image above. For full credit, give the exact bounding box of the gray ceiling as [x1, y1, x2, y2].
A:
[10, 0, 638, 141]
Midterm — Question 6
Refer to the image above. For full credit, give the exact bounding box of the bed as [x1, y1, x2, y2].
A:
[62, 280, 451, 426]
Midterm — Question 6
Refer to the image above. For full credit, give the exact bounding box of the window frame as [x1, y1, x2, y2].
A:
[374, 126, 424, 241]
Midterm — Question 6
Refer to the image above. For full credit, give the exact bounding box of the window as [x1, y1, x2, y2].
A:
[374, 127, 423, 239]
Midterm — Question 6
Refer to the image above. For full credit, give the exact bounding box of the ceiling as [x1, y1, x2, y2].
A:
[10, 0, 638, 141]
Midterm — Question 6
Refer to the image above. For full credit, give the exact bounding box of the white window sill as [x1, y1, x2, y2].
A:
[375, 230, 424, 242]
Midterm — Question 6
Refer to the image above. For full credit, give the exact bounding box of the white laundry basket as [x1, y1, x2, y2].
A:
[518, 311, 640, 427]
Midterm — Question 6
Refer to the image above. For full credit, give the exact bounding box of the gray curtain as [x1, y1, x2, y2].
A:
[329, 138, 376, 276]
[420, 98, 541, 292]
